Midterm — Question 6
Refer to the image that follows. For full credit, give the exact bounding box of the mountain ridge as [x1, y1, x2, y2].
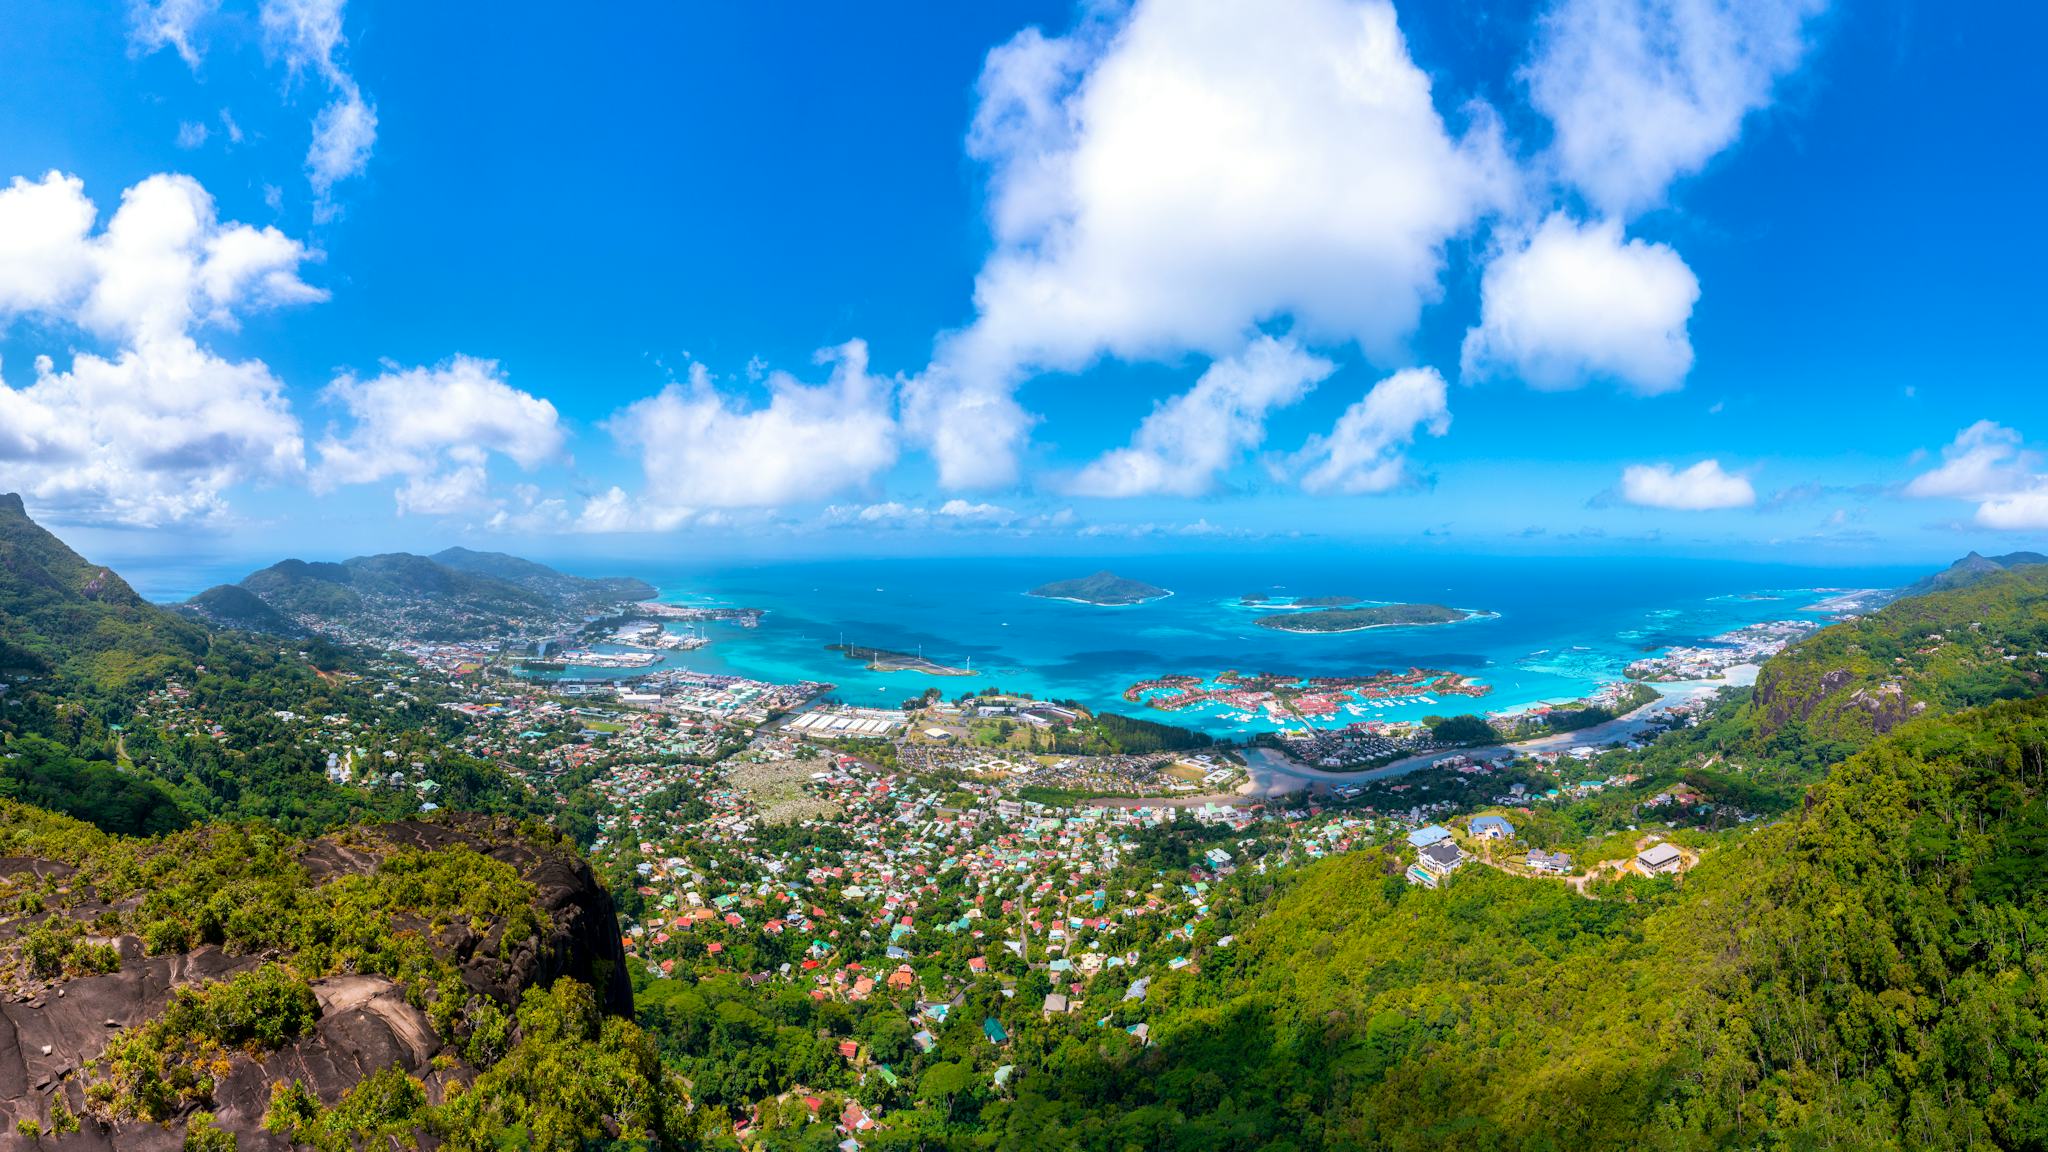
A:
[1898, 548, 2048, 597]
[204, 548, 654, 642]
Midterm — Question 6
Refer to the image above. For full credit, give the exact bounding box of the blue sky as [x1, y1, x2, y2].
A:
[0, 0, 2043, 568]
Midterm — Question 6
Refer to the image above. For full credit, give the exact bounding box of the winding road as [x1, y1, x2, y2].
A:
[1237, 684, 1722, 797]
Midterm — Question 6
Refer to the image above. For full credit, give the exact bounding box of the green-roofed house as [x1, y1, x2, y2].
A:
[983, 1017, 1010, 1044]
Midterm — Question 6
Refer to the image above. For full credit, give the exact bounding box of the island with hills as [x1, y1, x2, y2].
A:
[1255, 601, 1477, 633]
[1027, 570, 1172, 606]
[188, 548, 656, 644]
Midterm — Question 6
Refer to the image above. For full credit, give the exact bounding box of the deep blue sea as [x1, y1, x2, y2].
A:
[126, 551, 1923, 737]
[546, 553, 1923, 736]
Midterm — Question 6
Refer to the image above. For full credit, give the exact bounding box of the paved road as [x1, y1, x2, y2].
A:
[1238, 684, 1722, 797]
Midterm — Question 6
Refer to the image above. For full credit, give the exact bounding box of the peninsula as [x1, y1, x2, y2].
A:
[1028, 570, 1172, 606]
[827, 641, 974, 676]
[1256, 602, 1476, 633]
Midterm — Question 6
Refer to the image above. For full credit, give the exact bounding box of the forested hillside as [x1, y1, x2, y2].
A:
[0, 494, 208, 689]
[943, 699, 2048, 1150]
[0, 501, 689, 1149]
[1751, 563, 2048, 754]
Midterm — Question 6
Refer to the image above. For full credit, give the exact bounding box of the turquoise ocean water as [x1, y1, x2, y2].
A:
[536, 553, 1923, 736]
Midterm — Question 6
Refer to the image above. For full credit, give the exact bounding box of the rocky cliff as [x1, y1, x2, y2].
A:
[0, 815, 633, 1149]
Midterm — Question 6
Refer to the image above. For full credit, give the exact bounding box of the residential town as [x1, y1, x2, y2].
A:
[124, 616, 1722, 1147]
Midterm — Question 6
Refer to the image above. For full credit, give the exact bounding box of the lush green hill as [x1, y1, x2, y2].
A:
[233, 549, 653, 641]
[433, 545, 656, 604]
[0, 493, 208, 689]
[0, 500, 545, 838]
[0, 509, 672, 1148]
[1750, 561, 2048, 753]
[180, 582, 309, 637]
[958, 699, 2048, 1150]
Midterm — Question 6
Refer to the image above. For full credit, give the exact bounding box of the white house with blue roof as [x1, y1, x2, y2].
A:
[1469, 815, 1516, 840]
[1407, 825, 1452, 848]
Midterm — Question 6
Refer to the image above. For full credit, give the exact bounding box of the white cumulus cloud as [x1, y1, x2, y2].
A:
[1904, 421, 2033, 502]
[1906, 422, 2048, 530]
[1977, 490, 2048, 531]
[1069, 336, 1334, 498]
[1293, 366, 1451, 494]
[0, 171, 321, 526]
[1619, 459, 1755, 510]
[0, 338, 303, 526]
[609, 341, 898, 515]
[0, 173, 98, 318]
[314, 355, 566, 515]
[1453, 0, 1826, 403]
[910, 0, 1510, 488]
[1461, 214, 1699, 393]
[1528, 0, 1827, 218]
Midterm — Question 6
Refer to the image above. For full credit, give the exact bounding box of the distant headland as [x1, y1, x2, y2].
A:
[1255, 602, 1477, 633]
[1028, 571, 1172, 606]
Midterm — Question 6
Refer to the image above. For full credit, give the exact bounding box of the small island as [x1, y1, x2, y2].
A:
[1255, 602, 1475, 633]
[1029, 571, 1172, 606]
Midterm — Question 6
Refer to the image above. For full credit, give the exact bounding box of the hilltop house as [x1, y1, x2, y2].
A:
[1469, 815, 1516, 840]
[1527, 848, 1572, 875]
[1407, 825, 1452, 849]
[1637, 841, 1684, 874]
[1408, 841, 1465, 888]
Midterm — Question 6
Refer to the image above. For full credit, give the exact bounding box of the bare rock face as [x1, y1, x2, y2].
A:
[0, 815, 630, 1148]
[0, 947, 257, 1106]
[203, 976, 458, 1151]
[303, 818, 634, 1017]
[1842, 683, 1928, 735]
[1753, 666, 1858, 735]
